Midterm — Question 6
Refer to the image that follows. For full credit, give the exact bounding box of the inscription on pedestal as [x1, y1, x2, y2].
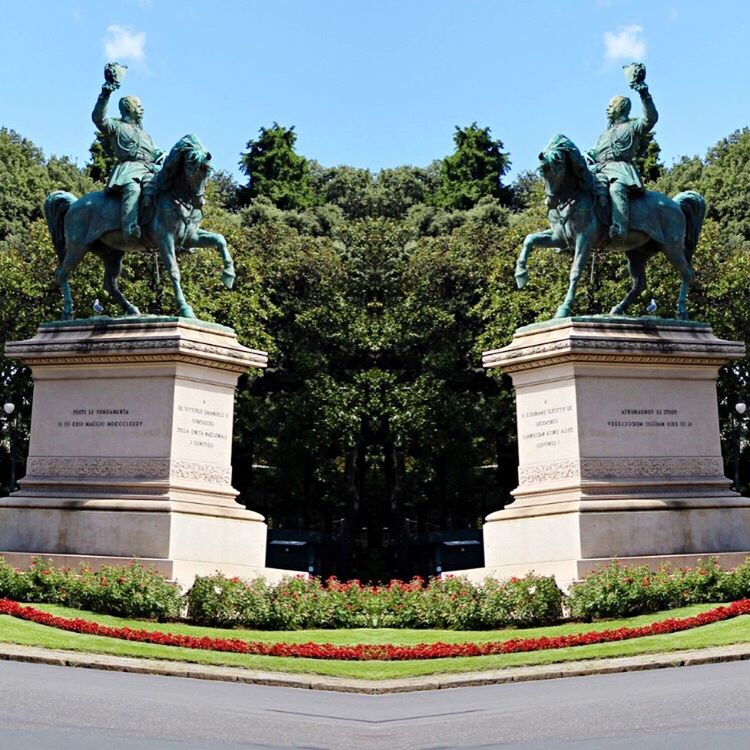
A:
[517, 389, 578, 464]
[607, 407, 692, 429]
[174, 404, 230, 450]
[520, 404, 575, 450]
[60, 407, 144, 430]
[172, 392, 234, 463]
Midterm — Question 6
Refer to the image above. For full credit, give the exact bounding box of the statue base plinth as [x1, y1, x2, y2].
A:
[0, 317, 292, 588]
[459, 316, 750, 588]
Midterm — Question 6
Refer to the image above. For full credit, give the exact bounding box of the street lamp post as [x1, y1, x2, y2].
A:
[3, 402, 15, 492]
[734, 401, 747, 492]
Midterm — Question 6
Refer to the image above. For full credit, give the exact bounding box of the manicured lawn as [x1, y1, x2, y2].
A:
[0, 603, 748, 680]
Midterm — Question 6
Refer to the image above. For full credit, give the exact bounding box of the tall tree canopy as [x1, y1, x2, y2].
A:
[435, 123, 512, 210]
[238, 123, 314, 210]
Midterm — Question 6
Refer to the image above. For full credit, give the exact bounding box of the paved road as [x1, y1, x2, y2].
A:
[1, 659, 749, 749]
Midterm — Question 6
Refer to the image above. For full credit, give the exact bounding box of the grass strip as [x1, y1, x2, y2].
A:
[1, 605, 750, 679]
[1, 599, 749, 661]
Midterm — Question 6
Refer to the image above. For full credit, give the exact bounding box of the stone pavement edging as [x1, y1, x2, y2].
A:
[1, 642, 750, 693]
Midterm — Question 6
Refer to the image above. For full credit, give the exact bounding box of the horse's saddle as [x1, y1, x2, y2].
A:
[592, 182, 671, 247]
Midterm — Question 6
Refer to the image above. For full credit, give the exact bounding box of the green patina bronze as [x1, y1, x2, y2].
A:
[94, 62, 163, 244]
[516, 315, 711, 335]
[39, 315, 235, 335]
[44, 63, 235, 321]
[588, 62, 657, 240]
[515, 64, 706, 321]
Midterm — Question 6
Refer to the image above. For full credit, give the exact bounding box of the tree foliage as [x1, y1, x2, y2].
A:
[1, 120, 749, 577]
[86, 131, 117, 184]
[435, 123, 512, 210]
[238, 123, 315, 210]
[634, 130, 664, 184]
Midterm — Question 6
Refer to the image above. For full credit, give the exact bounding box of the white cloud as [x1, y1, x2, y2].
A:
[103, 25, 147, 63]
[603, 24, 646, 62]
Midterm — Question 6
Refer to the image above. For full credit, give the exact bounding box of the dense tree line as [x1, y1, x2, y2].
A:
[0, 121, 749, 579]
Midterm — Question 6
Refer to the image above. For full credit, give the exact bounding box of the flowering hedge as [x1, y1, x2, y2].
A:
[567, 559, 750, 621]
[185, 573, 564, 630]
[1, 598, 748, 661]
[4, 556, 750, 630]
[0, 558, 181, 621]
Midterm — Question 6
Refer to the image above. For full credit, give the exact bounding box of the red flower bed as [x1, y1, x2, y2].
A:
[1, 598, 748, 661]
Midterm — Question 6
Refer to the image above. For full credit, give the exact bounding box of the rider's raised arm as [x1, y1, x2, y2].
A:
[92, 84, 117, 136]
[634, 84, 658, 134]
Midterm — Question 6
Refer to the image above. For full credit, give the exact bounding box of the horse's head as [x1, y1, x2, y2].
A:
[538, 134, 593, 208]
[538, 144, 567, 207]
[157, 134, 212, 208]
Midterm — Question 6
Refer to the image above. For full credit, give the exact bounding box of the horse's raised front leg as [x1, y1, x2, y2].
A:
[555, 234, 592, 318]
[184, 229, 235, 289]
[158, 236, 195, 319]
[516, 230, 560, 289]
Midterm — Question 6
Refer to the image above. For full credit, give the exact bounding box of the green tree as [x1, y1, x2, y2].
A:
[238, 123, 314, 210]
[657, 128, 750, 251]
[435, 123, 512, 210]
[0, 128, 95, 252]
[634, 130, 664, 184]
[310, 164, 374, 219]
[372, 165, 438, 219]
[86, 131, 117, 184]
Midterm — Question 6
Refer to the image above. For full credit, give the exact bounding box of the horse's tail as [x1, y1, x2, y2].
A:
[44, 190, 76, 264]
[674, 190, 706, 265]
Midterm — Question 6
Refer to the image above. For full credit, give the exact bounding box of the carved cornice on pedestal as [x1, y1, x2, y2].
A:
[483, 318, 745, 373]
[5, 318, 267, 373]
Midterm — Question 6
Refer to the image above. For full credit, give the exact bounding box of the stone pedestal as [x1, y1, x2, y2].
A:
[0, 317, 287, 588]
[464, 316, 750, 587]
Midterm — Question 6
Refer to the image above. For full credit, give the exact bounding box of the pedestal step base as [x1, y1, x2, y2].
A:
[458, 499, 750, 589]
[0, 551, 293, 589]
[0, 497, 294, 589]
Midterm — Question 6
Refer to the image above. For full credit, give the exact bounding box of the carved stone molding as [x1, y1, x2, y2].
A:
[26, 456, 170, 479]
[518, 459, 580, 485]
[500, 353, 737, 373]
[484, 337, 744, 372]
[518, 456, 726, 486]
[580, 456, 725, 479]
[7, 337, 266, 372]
[170, 460, 232, 485]
[25, 456, 233, 486]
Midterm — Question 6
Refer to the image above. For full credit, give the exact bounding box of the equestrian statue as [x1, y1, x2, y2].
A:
[515, 64, 705, 320]
[45, 63, 235, 320]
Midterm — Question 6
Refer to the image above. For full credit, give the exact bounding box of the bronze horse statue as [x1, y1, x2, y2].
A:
[45, 134, 235, 320]
[515, 134, 705, 320]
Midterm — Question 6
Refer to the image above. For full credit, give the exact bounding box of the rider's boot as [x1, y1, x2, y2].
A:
[121, 182, 142, 244]
[609, 181, 629, 240]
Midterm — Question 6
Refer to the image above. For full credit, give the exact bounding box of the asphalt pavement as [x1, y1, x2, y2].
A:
[1, 659, 749, 749]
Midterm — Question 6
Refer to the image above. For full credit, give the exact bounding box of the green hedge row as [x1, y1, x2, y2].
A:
[1, 557, 749, 629]
[185, 573, 564, 630]
[567, 558, 750, 620]
[0, 558, 182, 621]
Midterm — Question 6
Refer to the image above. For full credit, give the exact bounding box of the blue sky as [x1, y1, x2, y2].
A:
[2, 1, 750, 181]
